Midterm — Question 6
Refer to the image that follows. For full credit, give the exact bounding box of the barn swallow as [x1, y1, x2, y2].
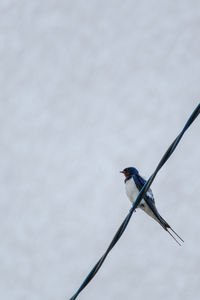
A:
[120, 167, 184, 245]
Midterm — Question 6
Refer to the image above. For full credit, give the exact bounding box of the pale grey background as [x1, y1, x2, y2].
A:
[0, 1, 200, 300]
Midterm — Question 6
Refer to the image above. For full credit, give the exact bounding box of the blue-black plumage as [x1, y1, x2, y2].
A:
[120, 167, 184, 245]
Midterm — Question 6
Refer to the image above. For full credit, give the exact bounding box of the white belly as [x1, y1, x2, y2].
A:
[125, 178, 157, 220]
[125, 177, 139, 202]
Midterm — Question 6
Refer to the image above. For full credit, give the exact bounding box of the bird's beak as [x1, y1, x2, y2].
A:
[120, 170, 124, 174]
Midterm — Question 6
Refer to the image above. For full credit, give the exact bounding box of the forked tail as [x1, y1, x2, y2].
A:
[159, 216, 184, 246]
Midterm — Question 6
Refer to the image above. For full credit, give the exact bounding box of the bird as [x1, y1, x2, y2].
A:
[120, 167, 184, 245]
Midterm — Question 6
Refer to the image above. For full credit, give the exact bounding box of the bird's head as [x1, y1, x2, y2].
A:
[120, 167, 138, 178]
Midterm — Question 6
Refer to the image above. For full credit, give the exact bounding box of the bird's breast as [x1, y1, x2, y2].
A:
[125, 178, 139, 202]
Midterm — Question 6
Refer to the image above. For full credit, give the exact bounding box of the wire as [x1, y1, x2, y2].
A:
[69, 103, 200, 300]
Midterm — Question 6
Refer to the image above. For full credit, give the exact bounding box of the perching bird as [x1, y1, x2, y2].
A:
[120, 167, 184, 245]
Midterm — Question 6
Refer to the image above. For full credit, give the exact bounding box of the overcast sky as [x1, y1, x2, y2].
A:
[0, 1, 200, 300]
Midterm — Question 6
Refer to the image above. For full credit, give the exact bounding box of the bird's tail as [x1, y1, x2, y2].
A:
[158, 215, 184, 246]
[143, 198, 184, 245]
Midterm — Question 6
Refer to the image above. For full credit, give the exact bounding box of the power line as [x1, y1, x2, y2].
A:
[69, 103, 200, 300]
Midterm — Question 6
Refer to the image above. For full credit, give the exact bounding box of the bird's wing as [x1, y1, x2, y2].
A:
[133, 174, 155, 204]
[133, 174, 164, 222]
[133, 174, 184, 245]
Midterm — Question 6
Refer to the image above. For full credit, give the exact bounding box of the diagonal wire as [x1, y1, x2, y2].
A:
[69, 103, 200, 300]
